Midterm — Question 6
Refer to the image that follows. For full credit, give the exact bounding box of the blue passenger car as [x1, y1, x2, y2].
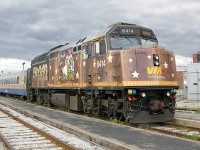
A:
[0, 71, 27, 97]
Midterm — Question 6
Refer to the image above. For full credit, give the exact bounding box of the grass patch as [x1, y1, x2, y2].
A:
[195, 108, 200, 114]
[181, 134, 200, 141]
[109, 117, 130, 125]
[5, 94, 11, 99]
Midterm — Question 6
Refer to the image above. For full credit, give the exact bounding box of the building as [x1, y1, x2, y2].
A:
[176, 66, 187, 99]
[193, 52, 200, 63]
[187, 63, 200, 100]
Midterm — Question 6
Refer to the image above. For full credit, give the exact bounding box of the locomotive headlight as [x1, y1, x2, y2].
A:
[166, 92, 170, 97]
[153, 54, 159, 66]
[154, 55, 159, 60]
[154, 61, 159, 66]
[141, 92, 146, 97]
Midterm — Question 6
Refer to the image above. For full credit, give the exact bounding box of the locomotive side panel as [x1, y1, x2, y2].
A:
[157, 49, 177, 81]
[57, 49, 75, 85]
[107, 51, 122, 83]
[31, 53, 49, 88]
[49, 51, 59, 85]
[48, 49, 84, 88]
[91, 51, 123, 87]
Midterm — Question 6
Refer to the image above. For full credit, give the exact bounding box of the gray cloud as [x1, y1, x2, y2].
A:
[0, 0, 199, 61]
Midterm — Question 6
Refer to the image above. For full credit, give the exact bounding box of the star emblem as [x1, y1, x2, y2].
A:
[76, 72, 79, 79]
[107, 54, 113, 63]
[132, 71, 139, 78]
[172, 74, 174, 78]
[129, 58, 133, 62]
[164, 62, 168, 68]
[147, 55, 151, 59]
[83, 61, 86, 67]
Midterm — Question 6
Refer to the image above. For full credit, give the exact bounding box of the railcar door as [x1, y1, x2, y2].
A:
[84, 42, 93, 87]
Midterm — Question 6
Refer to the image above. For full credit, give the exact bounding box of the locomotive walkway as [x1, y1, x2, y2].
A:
[0, 97, 200, 150]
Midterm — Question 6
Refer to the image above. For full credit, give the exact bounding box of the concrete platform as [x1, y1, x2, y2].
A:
[0, 97, 200, 150]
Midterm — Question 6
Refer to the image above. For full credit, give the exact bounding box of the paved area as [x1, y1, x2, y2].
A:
[176, 98, 200, 118]
[175, 111, 200, 121]
[0, 97, 200, 150]
[176, 99, 200, 110]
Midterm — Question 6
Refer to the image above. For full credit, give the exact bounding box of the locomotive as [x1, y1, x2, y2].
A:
[1, 22, 179, 123]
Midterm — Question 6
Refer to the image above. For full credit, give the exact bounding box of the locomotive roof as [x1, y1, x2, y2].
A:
[49, 24, 113, 53]
[49, 22, 156, 52]
[32, 52, 49, 65]
[32, 22, 157, 60]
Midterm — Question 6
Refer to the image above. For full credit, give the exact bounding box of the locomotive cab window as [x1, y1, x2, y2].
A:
[94, 39, 106, 56]
[94, 42, 100, 56]
[100, 40, 106, 55]
[73, 47, 77, 52]
[78, 45, 82, 51]
[86, 43, 92, 57]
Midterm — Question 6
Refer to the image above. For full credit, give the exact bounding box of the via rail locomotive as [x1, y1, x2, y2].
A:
[0, 22, 179, 123]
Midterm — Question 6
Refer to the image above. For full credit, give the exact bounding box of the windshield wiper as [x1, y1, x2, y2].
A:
[125, 37, 135, 45]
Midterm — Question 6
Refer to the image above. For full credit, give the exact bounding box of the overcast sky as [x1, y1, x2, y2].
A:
[0, 0, 199, 72]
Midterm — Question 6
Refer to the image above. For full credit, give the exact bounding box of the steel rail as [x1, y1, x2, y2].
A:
[0, 108, 77, 150]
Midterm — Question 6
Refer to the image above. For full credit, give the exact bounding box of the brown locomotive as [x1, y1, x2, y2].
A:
[27, 22, 178, 123]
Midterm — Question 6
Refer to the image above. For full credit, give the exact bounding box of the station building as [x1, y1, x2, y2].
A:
[186, 52, 200, 100]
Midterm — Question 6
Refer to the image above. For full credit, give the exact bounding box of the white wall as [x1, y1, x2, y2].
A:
[187, 63, 200, 100]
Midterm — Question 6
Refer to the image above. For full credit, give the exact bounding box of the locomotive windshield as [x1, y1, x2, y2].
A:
[140, 38, 157, 47]
[108, 25, 158, 50]
[110, 36, 139, 50]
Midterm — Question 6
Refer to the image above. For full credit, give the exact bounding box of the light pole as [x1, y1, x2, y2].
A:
[22, 62, 25, 71]
[1, 71, 3, 76]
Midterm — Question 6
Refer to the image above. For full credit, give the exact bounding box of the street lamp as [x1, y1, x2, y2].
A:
[22, 62, 25, 71]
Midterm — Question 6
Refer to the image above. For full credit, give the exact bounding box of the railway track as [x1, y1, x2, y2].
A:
[136, 122, 200, 141]
[0, 104, 106, 150]
[1, 97, 200, 149]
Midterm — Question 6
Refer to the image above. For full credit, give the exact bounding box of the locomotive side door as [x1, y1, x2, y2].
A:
[84, 39, 107, 87]
[93, 39, 107, 84]
[84, 42, 93, 87]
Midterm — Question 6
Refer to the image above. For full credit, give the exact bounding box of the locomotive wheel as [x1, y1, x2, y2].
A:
[36, 95, 43, 105]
